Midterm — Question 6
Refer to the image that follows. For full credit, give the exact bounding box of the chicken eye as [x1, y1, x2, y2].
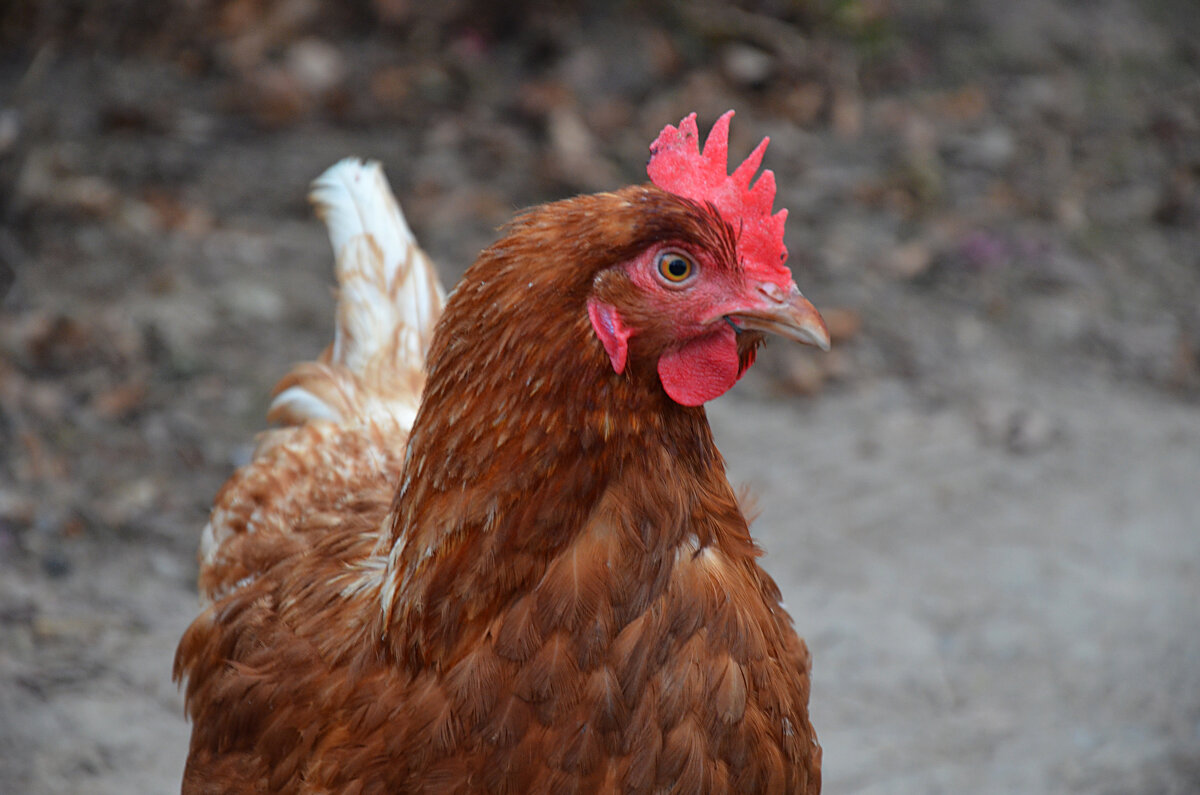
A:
[656, 250, 696, 284]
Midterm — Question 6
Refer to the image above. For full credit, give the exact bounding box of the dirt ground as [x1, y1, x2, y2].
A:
[1, 1, 1199, 792]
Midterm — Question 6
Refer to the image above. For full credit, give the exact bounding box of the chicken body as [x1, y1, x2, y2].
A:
[177, 122, 823, 793]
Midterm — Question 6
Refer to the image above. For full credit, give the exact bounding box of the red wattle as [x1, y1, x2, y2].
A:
[657, 325, 742, 406]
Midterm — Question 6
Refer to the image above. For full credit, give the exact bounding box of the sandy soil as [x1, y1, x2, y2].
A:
[1, 1, 1198, 792]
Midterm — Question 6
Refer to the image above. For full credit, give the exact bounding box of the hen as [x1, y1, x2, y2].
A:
[175, 111, 830, 794]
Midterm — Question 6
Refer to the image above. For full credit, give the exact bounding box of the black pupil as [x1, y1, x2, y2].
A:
[666, 257, 689, 278]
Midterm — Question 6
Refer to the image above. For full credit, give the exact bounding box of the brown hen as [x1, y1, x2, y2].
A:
[175, 111, 829, 794]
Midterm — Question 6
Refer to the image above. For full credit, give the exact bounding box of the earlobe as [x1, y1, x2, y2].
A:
[587, 299, 632, 374]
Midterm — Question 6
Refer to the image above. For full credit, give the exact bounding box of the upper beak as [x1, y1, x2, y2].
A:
[726, 283, 831, 351]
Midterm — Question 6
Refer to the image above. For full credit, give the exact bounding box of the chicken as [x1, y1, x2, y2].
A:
[175, 110, 830, 794]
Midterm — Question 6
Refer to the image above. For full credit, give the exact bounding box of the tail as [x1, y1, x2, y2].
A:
[267, 158, 445, 434]
[194, 160, 444, 601]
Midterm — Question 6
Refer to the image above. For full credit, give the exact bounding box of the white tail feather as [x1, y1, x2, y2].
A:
[311, 158, 445, 373]
[267, 159, 445, 430]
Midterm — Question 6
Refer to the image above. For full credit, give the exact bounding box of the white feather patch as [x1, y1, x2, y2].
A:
[269, 386, 344, 424]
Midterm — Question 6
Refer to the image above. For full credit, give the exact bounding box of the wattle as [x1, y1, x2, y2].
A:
[657, 324, 742, 406]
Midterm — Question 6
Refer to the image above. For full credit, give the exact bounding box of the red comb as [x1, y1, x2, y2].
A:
[647, 110, 790, 285]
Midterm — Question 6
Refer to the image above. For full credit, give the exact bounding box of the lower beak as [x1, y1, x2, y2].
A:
[726, 287, 831, 351]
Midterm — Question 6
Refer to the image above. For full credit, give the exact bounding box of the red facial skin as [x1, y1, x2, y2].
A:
[589, 241, 772, 406]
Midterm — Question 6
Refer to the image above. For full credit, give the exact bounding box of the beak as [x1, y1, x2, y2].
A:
[726, 283, 831, 351]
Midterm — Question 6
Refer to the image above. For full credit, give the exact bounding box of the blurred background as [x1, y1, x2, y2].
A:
[1, 0, 1198, 792]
